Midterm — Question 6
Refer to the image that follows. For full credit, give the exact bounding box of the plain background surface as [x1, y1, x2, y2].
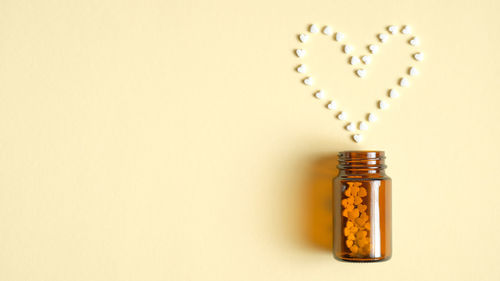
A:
[0, 0, 499, 280]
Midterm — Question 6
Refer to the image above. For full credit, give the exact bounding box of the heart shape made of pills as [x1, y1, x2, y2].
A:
[294, 24, 424, 143]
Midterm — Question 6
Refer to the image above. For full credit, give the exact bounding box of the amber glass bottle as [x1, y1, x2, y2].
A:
[333, 151, 391, 262]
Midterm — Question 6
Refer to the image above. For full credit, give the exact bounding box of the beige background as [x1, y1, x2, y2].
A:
[0, 0, 499, 280]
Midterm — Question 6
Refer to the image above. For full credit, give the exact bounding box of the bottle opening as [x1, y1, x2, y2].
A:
[337, 151, 386, 170]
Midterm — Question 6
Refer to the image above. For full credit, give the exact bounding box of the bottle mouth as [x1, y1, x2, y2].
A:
[337, 150, 386, 170]
[338, 151, 385, 160]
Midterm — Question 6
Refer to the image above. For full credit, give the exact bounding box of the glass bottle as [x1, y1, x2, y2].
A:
[332, 151, 391, 262]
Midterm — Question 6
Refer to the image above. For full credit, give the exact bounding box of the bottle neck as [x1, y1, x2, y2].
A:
[337, 151, 387, 178]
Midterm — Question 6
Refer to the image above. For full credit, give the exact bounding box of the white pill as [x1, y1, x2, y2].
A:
[401, 25, 411, 34]
[296, 49, 305, 57]
[379, 100, 389, 110]
[368, 44, 379, 54]
[296, 64, 306, 73]
[356, 69, 366, 78]
[367, 113, 377, 122]
[303, 77, 313, 85]
[337, 111, 347, 121]
[400, 77, 409, 87]
[359, 121, 368, 130]
[326, 101, 337, 110]
[335, 32, 345, 41]
[409, 37, 419, 46]
[344, 45, 353, 54]
[299, 34, 309, 43]
[389, 89, 400, 98]
[346, 123, 355, 132]
[314, 90, 325, 99]
[378, 33, 388, 43]
[361, 55, 372, 64]
[350, 56, 360, 65]
[322, 25, 333, 35]
[409, 67, 418, 76]
[310, 24, 319, 33]
[388, 25, 397, 34]
[353, 134, 363, 143]
[414, 52, 424, 61]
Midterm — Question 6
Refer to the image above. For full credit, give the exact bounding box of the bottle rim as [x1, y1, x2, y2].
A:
[337, 150, 386, 170]
[338, 150, 385, 160]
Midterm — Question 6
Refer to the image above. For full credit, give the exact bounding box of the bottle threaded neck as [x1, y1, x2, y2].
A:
[337, 151, 386, 171]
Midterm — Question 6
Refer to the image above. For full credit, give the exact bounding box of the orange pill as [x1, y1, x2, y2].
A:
[346, 240, 353, 248]
[352, 185, 360, 195]
[364, 223, 370, 230]
[345, 188, 352, 197]
[360, 212, 368, 221]
[350, 245, 359, 254]
[361, 244, 370, 255]
[348, 209, 360, 220]
[346, 221, 354, 228]
[344, 227, 350, 236]
[356, 231, 367, 239]
[359, 204, 367, 212]
[347, 234, 355, 241]
[358, 187, 367, 197]
[354, 197, 363, 205]
[341, 199, 349, 207]
[342, 209, 349, 218]
[358, 238, 368, 247]
[350, 226, 359, 234]
[355, 217, 366, 226]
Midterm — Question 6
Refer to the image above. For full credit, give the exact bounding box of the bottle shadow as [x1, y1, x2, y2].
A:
[302, 154, 339, 251]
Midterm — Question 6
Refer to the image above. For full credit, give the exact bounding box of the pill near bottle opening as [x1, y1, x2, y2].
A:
[353, 134, 363, 143]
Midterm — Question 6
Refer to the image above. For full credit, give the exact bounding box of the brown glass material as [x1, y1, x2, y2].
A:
[333, 151, 391, 262]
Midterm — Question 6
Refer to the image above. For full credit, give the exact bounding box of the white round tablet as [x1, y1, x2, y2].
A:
[310, 24, 319, 33]
[322, 25, 333, 35]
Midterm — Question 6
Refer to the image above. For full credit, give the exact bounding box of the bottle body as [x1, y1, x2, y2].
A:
[333, 151, 392, 262]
